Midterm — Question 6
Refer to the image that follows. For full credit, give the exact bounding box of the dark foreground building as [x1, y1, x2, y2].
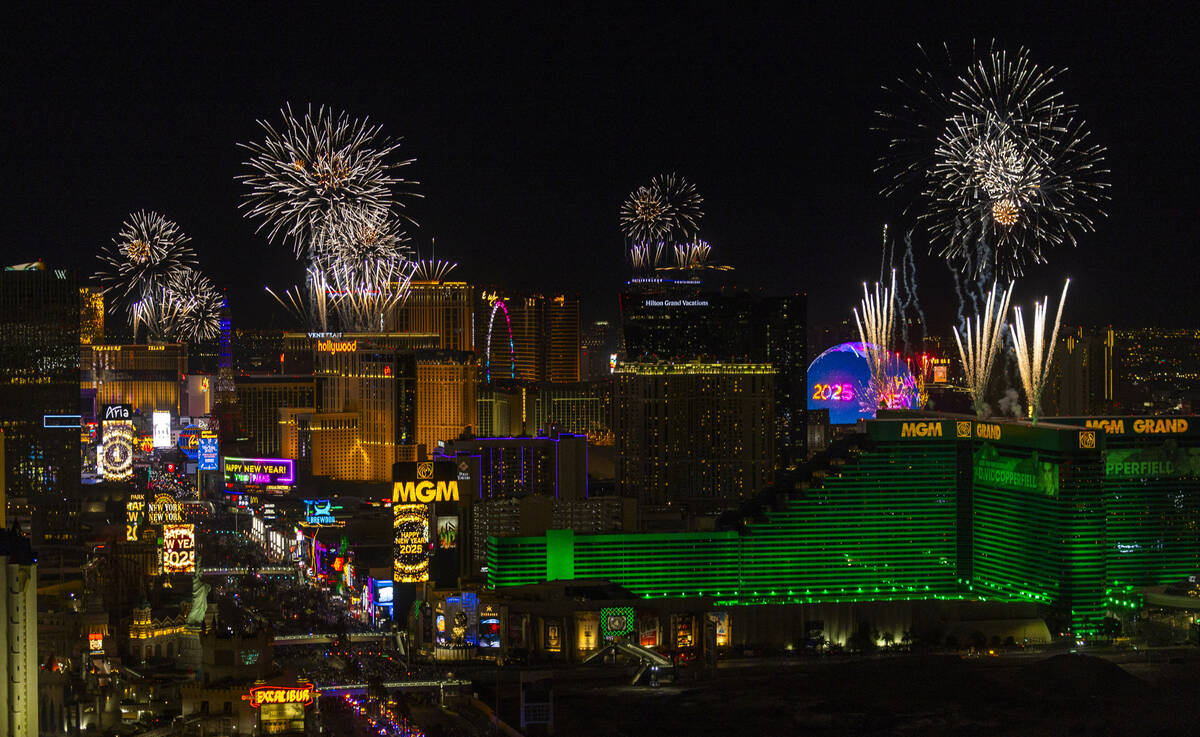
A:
[0, 265, 81, 543]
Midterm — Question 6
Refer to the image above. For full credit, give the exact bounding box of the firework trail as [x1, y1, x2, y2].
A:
[1010, 278, 1070, 423]
[899, 231, 927, 348]
[952, 281, 1014, 416]
[878, 44, 1109, 279]
[853, 271, 902, 409]
[238, 103, 417, 254]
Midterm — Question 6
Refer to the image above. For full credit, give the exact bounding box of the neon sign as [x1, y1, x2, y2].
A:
[223, 457, 295, 486]
[303, 499, 341, 526]
[392, 461, 459, 504]
[811, 383, 855, 402]
[243, 683, 319, 709]
[316, 339, 357, 353]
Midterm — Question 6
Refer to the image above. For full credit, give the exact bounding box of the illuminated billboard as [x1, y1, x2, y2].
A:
[162, 523, 196, 573]
[153, 411, 171, 448]
[147, 493, 184, 525]
[243, 683, 319, 709]
[224, 457, 295, 486]
[303, 499, 342, 526]
[101, 404, 132, 423]
[600, 606, 636, 639]
[437, 515, 458, 549]
[393, 503, 430, 583]
[198, 433, 219, 471]
[101, 422, 134, 481]
[807, 342, 916, 425]
[177, 425, 201, 460]
[392, 461, 459, 505]
[480, 605, 501, 648]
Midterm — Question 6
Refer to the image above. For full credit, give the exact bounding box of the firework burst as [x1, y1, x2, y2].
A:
[129, 269, 222, 343]
[878, 44, 1108, 277]
[238, 104, 417, 253]
[313, 205, 412, 264]
[620, 173, 704, 268]
[97, 211, 198, 306]
[168, 270, 223, 342]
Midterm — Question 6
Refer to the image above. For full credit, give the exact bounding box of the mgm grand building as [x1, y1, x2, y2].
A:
[463, 415, 1200, 661]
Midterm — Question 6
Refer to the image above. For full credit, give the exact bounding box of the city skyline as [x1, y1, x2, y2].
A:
[6, 6, 1198, 328]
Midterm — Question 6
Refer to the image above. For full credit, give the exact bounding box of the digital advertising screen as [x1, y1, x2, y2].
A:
[807, 341, 916, 425]
[197, 433, 219, 471]
[162, 523, 196, 573]
[152, 411, 171, 448]
[224, 457, 295, 487]
[393, 503, 430, 583]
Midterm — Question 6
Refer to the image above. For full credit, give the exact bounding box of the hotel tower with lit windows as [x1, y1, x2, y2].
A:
[488, 415, 1200, 638]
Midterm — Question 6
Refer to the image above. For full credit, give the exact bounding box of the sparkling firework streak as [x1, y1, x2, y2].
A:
[97, 211, 198, 306]
[853, 271, 898, 406]
[951, 281, 1014, 416]
[620, 174, 704, 268]
[312, 205, 410, 264]
[238, 104, 417, 253]
[130, 269, 223, 343]
[879, 45, 1108, 277]
[266, 264, 332, 332]
[410, 258, 458, 282]
[620, 184, 670, 246]
[1010, 278, 1070, 422]
[322, 254, 416, 332]
[168, 270, 223, 342]
[314, 206, 415, 331]
[673, 239, 711, 268]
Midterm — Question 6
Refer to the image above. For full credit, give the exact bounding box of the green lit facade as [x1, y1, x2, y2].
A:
[488, 417, 1200, 636]
[1049, 417, 1200, 596]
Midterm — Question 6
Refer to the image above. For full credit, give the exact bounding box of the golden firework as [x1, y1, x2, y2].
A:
[992, 199, 1019, 226]
[124, 239, 152, 263]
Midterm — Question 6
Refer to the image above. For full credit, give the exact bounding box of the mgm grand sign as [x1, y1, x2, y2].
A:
[392, 461, 459, 504]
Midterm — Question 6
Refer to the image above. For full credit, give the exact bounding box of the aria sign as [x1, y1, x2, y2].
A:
[243, 683, 319, 709]
[102, 404, 132, 422]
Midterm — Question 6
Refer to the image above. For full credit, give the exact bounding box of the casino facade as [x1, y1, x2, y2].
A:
[485, 415, 1200, 641]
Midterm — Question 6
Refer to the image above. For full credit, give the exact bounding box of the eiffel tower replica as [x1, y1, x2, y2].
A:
[211, 295, 244, 444]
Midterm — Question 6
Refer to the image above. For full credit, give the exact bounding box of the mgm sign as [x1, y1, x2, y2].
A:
[392, 461, 460, 504]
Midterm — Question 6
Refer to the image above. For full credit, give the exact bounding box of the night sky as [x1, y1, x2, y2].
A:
[5, 5, 1198, 334]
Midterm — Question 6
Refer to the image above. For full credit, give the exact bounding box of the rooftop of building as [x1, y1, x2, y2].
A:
[0, 528, 36, 564]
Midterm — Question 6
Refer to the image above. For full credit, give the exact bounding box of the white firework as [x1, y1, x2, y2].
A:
[238, 104, 417, 254]
[952, 281, 1014, 416]
[1010, 278, 1070, 422]
[853, 271, 898, 408]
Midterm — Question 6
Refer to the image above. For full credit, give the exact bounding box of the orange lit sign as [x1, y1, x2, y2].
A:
[317, 339, 357, 353]
[243, 683, 318, 709]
